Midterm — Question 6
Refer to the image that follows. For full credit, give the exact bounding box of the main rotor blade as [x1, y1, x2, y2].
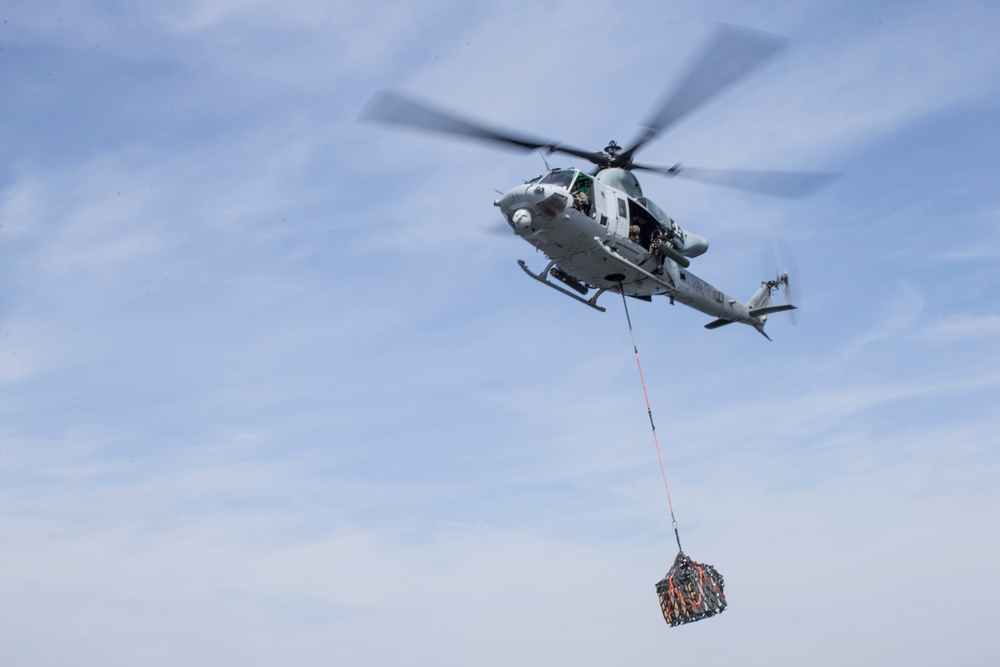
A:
[621, 24, 787, 161]
[632, 162, 838, 198]
[360, 90, 606, 165]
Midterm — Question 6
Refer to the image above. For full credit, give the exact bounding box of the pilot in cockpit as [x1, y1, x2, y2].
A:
[570, 175, 593, 217]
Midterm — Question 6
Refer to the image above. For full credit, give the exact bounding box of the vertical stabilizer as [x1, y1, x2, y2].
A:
[747, 283, 772, 311]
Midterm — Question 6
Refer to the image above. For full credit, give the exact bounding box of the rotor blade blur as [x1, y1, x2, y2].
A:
[360, 91, 606, 164]
[777, 238, 801, 324]
[621, 24, 787, 161]
[762, 239, 802, 325]
[632, 162, 838, 198]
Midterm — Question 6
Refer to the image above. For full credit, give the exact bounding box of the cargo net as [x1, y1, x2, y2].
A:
[655, 551, 727, 627]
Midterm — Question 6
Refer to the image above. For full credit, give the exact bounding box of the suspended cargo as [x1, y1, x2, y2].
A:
[655, 551, 727, 627]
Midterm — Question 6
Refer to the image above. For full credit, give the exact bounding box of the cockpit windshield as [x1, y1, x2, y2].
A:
[537, 169, 577, 189]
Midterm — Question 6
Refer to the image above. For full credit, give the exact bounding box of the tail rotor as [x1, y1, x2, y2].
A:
[762, 239, 801, 325]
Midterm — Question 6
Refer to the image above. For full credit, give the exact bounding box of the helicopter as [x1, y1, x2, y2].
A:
[361, 24, 832, 339]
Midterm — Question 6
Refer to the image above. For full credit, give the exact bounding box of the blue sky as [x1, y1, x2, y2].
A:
[1, 1, 999, 665]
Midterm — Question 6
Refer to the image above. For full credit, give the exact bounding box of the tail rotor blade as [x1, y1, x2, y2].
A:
[776, 239, 801, 325]
[762, 239, 801, 325]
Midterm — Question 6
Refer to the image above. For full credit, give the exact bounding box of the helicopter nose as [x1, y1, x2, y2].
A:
[531, 183, 562, 200]
[499, 183, 567, 231]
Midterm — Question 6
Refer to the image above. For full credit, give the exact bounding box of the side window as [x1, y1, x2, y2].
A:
[617, 198, 627, 218]
[599, 214, 608, 227]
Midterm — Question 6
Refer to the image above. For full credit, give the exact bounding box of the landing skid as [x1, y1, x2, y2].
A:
[517, 259, 608, 312]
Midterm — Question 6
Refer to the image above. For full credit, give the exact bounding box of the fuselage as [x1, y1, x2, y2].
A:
[495, 167, 765, 326]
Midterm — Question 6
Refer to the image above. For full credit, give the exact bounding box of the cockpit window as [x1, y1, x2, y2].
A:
[537, 169, 577, 188]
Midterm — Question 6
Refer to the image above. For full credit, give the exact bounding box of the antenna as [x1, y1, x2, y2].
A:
[539, 150, 552, 171]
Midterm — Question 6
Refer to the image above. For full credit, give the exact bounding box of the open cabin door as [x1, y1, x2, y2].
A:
[595, 180, 629, 240]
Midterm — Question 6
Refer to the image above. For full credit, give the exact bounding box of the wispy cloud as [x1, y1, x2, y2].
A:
[837, 282, 925, 359]
[2, 1, 1000, 665]
[920, 313, 1000, 341]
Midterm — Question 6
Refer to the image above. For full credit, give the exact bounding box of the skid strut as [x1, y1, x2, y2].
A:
[517, 259, 608, 312]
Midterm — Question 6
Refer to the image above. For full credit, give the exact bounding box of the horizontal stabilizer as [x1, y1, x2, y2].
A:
[705, 318, 736, 329]
[749, 304, 797, 317]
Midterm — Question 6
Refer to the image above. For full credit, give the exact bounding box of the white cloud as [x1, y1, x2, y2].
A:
[838, 282, 925, 359]
[921, 313, 1000, 341]
[2, 1, 1000, 665]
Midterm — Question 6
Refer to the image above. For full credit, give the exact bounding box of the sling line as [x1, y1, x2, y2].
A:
[619, 287, 683, 553]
